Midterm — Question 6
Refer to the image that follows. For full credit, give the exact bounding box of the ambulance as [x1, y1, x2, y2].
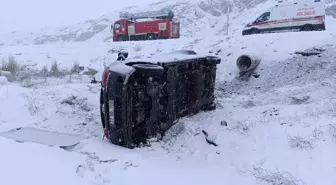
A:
[242, 0, 326, 35]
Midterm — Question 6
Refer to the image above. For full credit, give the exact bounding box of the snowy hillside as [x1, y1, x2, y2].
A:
[2, 0, 336, 46]
[1, 0, 336, 77]
[1, 0, 336, 185]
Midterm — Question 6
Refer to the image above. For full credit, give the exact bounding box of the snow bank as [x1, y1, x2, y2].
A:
[0, 137, 90, 185]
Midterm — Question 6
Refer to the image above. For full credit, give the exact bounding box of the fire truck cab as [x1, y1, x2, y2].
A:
[111, 10, 180, 42]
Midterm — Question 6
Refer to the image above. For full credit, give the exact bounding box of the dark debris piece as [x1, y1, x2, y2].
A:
[201, 130, 218, 147]
[220, 120, 228, 126]
[294, 47, 326, 56]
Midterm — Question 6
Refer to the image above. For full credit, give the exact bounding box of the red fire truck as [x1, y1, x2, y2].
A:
[111, 10, 180, 42]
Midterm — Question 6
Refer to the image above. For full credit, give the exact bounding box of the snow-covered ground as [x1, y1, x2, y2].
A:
[1, 0, 336, 185]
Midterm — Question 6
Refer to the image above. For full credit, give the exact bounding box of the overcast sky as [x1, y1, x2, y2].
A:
[0, 0, 160, 34]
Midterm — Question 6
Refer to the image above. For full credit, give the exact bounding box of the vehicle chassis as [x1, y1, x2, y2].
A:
[100, 52, 221, 148]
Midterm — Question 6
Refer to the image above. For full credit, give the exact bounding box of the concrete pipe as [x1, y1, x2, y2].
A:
[236, 54, 261, 72]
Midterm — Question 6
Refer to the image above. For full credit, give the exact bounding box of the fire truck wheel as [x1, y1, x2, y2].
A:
[132, 63, 164, 77]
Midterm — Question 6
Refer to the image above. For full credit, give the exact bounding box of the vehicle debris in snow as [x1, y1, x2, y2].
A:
[252, 73, 260, 78]
[220, 120, 228, 126]
[294, 47, 326, 56]
[201, 130, 218, 147]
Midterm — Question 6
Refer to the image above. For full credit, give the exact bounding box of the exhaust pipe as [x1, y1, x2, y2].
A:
[236, 54, 261, 72]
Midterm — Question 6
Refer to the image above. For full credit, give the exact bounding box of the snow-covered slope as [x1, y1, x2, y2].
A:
[2, 45, 336, 185]
[2, 0, 335, 46]
[1, 0, 336, 78]
[1, 0, 336, 185]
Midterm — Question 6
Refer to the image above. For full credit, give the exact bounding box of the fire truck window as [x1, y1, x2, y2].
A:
[114, 23, 120, 29]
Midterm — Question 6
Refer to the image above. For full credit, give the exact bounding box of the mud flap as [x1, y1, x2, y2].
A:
[0, 127, 85, 148]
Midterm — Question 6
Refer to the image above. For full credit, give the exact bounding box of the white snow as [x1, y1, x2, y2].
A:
[125, 50, 211, 64]
[0, 137, 91, 185]
[0, 127, 85, 147]
[1, 0, 336, 185]
[0, 76, 8, 85]
[109, 63, 136, 80]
